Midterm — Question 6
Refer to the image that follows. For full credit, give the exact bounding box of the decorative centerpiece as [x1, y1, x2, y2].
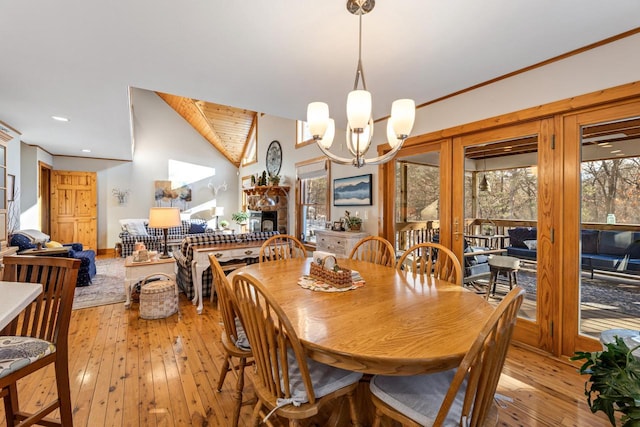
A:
[309, 255, 353, 288]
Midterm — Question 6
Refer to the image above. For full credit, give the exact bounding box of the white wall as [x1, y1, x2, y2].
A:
[54, 88, 240, 250]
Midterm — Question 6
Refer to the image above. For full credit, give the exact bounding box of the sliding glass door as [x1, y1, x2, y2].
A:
[452, 119, 556, 351]
[562, 100, 640, 354]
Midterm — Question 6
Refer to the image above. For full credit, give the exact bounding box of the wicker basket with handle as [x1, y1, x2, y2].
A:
[139, 273, 178, 319]
[309, 255, 353, 288]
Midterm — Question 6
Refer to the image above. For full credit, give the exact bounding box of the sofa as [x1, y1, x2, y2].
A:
[118, 218, 217, 257]
[9, 229, 97, 287]
[506, 227, 640, 276]
[174, 231, 279, 299]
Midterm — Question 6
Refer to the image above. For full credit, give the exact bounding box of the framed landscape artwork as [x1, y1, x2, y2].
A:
[333, 174, 372, 206]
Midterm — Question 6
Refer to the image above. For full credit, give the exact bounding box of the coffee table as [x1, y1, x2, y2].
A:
[124, 256, 176, 308]
[20, 247, 70, 256]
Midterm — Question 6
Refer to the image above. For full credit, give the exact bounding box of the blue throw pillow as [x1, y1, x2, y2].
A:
[10, 234, 37, 251]
[189, 222, 207, 234]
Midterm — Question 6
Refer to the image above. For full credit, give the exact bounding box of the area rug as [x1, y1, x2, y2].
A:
[73, 257, 126, 310]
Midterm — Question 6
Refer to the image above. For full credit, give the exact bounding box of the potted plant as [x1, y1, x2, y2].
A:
[219, 219, 229, 229]
[344, 211, 363, 232]
[268, 174, 281, 186]
[232, 211, 250, 225]
[571, 336, 640, 427]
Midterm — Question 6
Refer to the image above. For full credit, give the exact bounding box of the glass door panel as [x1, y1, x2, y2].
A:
[454, 119, 555, 351]
[580, 117, 640, 338]
[384, 140, 448, 256]
[464, 138, 538, 319]
[563, 100, 640, 355]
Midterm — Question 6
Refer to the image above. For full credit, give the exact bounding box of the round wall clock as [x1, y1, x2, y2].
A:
[266, 140, 282, 176]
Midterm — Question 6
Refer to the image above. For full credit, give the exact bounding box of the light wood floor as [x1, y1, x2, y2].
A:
[1, 295, 610, 426]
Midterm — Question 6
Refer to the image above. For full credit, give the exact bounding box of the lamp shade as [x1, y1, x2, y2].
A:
[347, 90, 372, 130]
[307, 102, 329, 137]
[214, 206, 224, 217]
[390, 99, 416, 137]
[319, 118, 335, 149]
[148, 207, 181, 229]
[387, 121, 402, 148]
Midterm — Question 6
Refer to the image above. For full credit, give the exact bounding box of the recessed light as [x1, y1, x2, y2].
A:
[51, 115, 70, 122]
[611, 150, 621, 153]
[82, 149, 91, 153]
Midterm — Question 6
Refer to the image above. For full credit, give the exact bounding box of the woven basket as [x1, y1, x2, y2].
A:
[309, 255, 353, 288]
[139, 273, 178, 319]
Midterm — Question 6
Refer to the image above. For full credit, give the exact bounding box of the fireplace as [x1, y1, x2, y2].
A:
[244, 186, 290, 234]
[260, 211, 277, 232]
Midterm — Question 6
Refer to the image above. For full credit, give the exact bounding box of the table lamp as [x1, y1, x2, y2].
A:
[213, 206, 224, 230]
[149, 207, 181, 258]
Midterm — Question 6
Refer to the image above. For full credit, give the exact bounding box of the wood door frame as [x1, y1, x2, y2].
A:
[561, 98, 640, 355]
[453, 119, 557, 353]
[39, 161, 52, 235]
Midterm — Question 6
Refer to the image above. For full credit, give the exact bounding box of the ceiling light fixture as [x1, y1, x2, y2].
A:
[479, 156, 490, 192]
[51, 115, 70, 122]
[306, 0, 415, 168]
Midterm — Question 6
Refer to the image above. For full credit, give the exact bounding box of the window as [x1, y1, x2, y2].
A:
[296, 158, 330, 244]
[242, 117, 258, 166]
[296, 120, 314, 148]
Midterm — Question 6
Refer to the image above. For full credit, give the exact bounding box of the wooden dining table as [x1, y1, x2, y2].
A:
[229, 257, 494, 376]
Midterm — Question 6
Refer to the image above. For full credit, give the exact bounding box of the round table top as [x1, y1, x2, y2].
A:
[230, 257, 493, 375]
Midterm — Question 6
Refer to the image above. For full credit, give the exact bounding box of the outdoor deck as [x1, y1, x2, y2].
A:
[483, 267, 640, 339]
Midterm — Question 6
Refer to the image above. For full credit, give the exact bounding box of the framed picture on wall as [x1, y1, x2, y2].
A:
[333, 174, 372, 206]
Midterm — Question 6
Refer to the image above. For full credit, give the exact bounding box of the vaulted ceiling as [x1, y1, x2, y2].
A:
[1, 1, 639, 161]
[156, 93, 257, 167]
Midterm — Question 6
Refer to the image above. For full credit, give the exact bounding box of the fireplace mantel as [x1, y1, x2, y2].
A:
[243, 185, 290, 197]
[243, 186, 290, 233]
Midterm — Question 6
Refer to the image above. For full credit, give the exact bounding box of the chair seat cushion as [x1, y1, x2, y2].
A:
[370, 369, 466, 426]
[0, 336, 56, 378]
[283, 349, 363, 405]
[233, 317, 251, 351]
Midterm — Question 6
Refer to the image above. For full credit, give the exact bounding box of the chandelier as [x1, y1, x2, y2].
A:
[307, 0, 415, 168]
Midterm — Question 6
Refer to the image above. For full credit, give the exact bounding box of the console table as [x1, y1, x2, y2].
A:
[191, 241, 264, 314]
[315, 230, 369, 257]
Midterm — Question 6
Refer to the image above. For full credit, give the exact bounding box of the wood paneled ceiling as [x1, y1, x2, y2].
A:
[465, 118, 640, 160]
[157, 92, 257, 167]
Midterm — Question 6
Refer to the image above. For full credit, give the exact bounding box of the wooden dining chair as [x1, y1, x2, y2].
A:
[259, 234, 307, 263]
[208, 254, 253, 427]
[232, 271, 363, 425]
[396, 242, 463, 285]
[369, 286, 525, 427]
[348, 236, 396, 267]
[0, 255, 80, 427]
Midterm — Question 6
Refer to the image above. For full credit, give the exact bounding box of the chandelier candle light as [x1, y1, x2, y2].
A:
[307, 0, 415, 168]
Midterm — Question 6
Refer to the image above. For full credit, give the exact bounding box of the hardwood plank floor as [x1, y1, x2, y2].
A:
[1, 295, 610, 426]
